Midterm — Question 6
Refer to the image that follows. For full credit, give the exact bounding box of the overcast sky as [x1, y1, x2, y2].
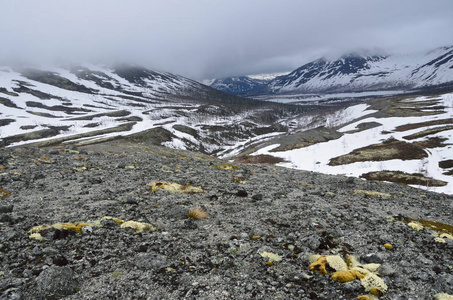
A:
[1, 0, 452, 80]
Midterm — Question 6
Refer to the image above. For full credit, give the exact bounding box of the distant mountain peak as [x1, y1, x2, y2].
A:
[207, 46, 453, 96]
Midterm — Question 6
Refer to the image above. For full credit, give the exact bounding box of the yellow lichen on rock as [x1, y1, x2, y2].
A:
[369, 287, 384, 297]
[310, 256, 329, 275]
[101, 216, 124, 224]
[147, 181, 205, 194]
[29, 224, 53, 233]
[360, 272, 388, 294]
[326, 255, 348, 271]
[120, 221, 157, 233]
[310, 255, 348, 275]
[259, 251, 282, 262]
[357, 295, 375, 300]
[346, 255, 361, 268]
[29, 233, 45, 241]
[332, 270, 365, 282]
[408, 222, 424, 231]
[28, 217, 154, 237]
[58, 222, 91, 233]
[213, 163, 240, 171]
[362, 263, 381, 273]
[434, 293, 453, 300]
[351, 190, 392, 197]
[435, 237, 447, 243]
[440, 233, 453, 240]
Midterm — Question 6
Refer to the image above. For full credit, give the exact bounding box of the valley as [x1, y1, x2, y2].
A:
[1, 59, 453, 195]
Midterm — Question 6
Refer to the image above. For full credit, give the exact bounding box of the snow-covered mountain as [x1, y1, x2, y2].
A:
[204, 73, 286, 96]
[206, 76, 269, 96]
[207, 46, 453, 97]
[0, 64, 304, 152]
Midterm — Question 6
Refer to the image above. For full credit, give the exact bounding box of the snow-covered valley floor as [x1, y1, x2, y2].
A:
[249, 93, 453, 194]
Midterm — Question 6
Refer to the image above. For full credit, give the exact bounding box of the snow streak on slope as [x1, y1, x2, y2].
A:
[251, 93, 453, 194]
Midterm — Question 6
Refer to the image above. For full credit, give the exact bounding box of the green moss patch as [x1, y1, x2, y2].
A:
[328, 140, 427, 166]
[360, 171, 447, 187]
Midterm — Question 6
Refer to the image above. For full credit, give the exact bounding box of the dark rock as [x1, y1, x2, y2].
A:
[251, 194, 263, 201]
[183, 218, 198, 230]
[36, 266, 77, 299]
[166, 205, 188, 219]
[236, 190, 248, 197]
[0, 214, 13, 223]
[48, 149, 60, 155]
[53, 256, 69, 266]
[124, 195, 139, 204]
[0, 205, 13, 213]
[360, 253, 384, 264]
[378, 262, 397, 277]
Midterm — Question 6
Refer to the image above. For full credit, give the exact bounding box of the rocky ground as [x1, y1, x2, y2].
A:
[0, 141, 452, 299]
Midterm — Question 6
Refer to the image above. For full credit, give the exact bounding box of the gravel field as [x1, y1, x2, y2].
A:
[0, 141, 452, 299]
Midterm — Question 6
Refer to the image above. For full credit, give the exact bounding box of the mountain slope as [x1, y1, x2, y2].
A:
[0, 64, 306, 152]
[206, 46, 453, 97]
[207, 76, 271, 96]
[265, 46, 453, 95]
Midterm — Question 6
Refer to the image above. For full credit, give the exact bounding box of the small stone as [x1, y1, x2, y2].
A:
[0, 205, 13, 213]
[251, 194, 263, 201]
[0, 214, 13, 223]
[384, 243, 393, 250]
[48, 149, 60, 155]
[361, 253, 383, 264]
[378, 263, 396, 277]
[236, 190, 248, 197]
[115, 162, 127, 169]
[53, 256, 69, 266]
[239, 232, 249, 240]
[125, 195, 139, 204]
[133, 253, 167, 270]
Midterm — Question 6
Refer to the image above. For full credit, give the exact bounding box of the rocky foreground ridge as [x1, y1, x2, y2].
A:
[0, 141, 452, 299]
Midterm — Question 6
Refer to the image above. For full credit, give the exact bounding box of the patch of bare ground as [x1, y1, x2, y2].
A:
[439, 160, 453, 169]
[328, 139, 427, 166]
[2, 122, 136, 147]
[413, 137, 450, 148]
[402, 125, 453, 140]
[367, 96, 445, 117]
[439, 160, 453, 176]
[269, 127, 343, 152]
[394, 118, 453, 131]
[360, 171, 448, 187]
[233, 154, 286, 164]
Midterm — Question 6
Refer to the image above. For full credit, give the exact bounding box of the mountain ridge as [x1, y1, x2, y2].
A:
[206, 46, 453, 97]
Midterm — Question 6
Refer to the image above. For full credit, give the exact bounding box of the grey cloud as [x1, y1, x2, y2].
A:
[1, 0, 452, 80]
